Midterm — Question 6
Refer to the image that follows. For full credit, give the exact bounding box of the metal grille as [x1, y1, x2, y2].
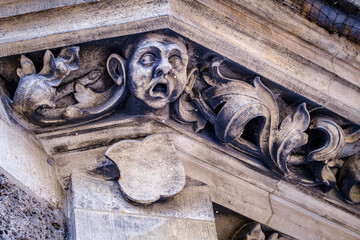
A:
[278, 0, 360, 43]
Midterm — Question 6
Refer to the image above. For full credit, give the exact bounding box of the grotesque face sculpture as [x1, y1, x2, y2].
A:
[127, 33, 189, 109]
[107, 32, 189, 111]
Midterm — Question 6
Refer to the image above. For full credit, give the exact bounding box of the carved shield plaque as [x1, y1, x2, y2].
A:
[105, 133, 185, 205]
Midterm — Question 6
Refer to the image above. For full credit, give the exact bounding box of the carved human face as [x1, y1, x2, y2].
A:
[127, 34, 189, 109]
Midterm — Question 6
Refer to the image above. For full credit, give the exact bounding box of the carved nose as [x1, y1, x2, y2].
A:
[154, 60, 172, 78]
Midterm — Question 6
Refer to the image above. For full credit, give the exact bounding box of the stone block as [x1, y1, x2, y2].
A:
[69, 174, 217, 239]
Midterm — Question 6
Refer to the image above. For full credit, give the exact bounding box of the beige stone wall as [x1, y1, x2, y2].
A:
[0, 101, 63, 206]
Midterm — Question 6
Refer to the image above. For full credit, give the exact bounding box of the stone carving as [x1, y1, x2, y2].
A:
[337, 126, 360, 203]
[104, 133, 185, 205]
[232, 222, 292, 240]
[5, 31, 191, 128]
[338, 154, 360, 203]
[5, 47, 126, 129]
[4, 31, 360, 204]
[177, 58, 311, 178]
[122, 32, 189, 111]
[306, 117, 346, 191]
[6, 47, 80, 127]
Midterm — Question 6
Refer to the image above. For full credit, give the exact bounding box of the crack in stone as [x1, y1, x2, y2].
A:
[265, 179, 280, 226]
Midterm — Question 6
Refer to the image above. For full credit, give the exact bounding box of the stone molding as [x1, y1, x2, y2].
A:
[0, 0, 359, 125]
[0, 0, 98, 18]
[36, 116, 360, 240]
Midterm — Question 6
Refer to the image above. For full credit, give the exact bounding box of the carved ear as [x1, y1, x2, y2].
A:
[106, 53, 126, 86]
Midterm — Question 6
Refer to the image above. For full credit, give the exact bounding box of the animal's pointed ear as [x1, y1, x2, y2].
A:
[107, 53, 126, 86]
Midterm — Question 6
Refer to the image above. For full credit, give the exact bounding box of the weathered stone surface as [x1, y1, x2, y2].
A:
[74, 210, 217, 240]
[69, 174, 217, 239]
[105, 133, 186, 204]
[269, 180, 360, 240]
[213, 203, 249, 240]
[338, 154, 360, 203]
[39, 115, 360, 239]
[0, 100, 63, 205]
[232, 221, 293, 240]
[0, 0, 98, 18]
[0, 174, 65, 240]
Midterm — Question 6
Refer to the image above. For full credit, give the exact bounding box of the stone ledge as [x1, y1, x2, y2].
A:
[0, 0, 98, 18]
[36, 116, 360, 240]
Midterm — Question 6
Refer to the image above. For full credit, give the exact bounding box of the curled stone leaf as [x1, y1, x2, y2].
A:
[338, 154, 360, 204]
[314, 162, 337, 190]
[271, 103, 310, 174]
[338, 126, 360, 158]
[64, 80, 126, 120]
[203, 75, 279, 169]
[174, 93, 207, 132]
[174, 68, 207, 132]
[306, 117, 346, 188]
[307, 117, 346, 163]
[185, 59, 281, 170]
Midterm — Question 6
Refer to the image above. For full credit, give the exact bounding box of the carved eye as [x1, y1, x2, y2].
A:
[140, 53, 156, 66]
[169, 55, 182, 68]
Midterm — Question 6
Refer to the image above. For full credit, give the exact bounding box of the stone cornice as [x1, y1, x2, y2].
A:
[0, 0, 359, 125]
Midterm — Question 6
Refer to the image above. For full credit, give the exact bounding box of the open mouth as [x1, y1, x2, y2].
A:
[150, 82, 169, 98]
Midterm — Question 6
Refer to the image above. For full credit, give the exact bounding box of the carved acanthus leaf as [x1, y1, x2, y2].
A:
[306, 117, 346, 189]
[16, 55, 35, 78]
[338, 126, 360, 158]
[64, 81, 126, 119]
[271, 103, 310, 175]
[337, 154, 360, 204]
[307, 117, 346, 162]
[193, 59, 280, 170]
[174, 69, 207, 132]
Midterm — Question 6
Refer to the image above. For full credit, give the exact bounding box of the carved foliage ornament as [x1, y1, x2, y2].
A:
[3, 31, 360, 204]
[232, 222, 292, 240]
